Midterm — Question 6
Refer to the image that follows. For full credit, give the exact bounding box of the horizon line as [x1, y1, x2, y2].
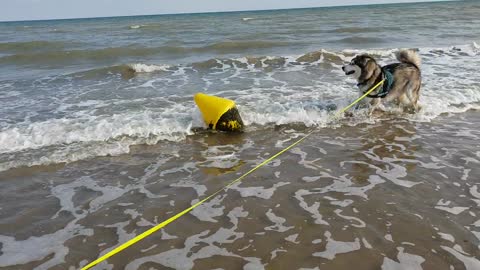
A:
[0, 0, 458, 23]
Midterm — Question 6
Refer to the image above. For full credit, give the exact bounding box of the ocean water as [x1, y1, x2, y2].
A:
[0, 1, 480, 269]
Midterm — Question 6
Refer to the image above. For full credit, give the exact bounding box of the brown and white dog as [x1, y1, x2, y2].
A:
[342, 50, 422, 114]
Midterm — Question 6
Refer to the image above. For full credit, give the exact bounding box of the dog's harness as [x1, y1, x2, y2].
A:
[359, 67, 394, 99]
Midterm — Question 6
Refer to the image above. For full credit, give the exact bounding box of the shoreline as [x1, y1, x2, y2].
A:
[1, 108, 479, 269]
[0, 108, 477, 177]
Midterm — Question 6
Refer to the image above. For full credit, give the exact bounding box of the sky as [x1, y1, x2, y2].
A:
[0, 0, 449, 22]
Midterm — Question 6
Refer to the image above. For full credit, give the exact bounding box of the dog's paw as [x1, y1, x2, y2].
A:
[402, 104, 422, 114]
[368, 107, 386, 117]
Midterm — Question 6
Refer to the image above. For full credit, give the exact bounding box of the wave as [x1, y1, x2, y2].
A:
[0, 40, 291, 66]
[0, 46, 169, 66]
[202, 40, 289, 51]
[1, 42, 479, 171]
[129, 24, 146, 29]
[129, 63, 171, 73]
[0, 110, 195, 154]
[329, 36, 387, 45]
[127, 23, 164, 30]
[71, 52, 337, 79]
[0, 40, 79, 53]
[64, 42, 479, 79]
[327, 26, 402, 33]
[68, 64, 134, 79]
[0, 110, 196, 171]
[67, 63, 171, 80]
[3, 100, 479, 172]
[66, 51, 339, 79]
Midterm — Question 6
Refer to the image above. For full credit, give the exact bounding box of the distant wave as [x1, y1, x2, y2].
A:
[328, 27, 377, 33]
[129, 25, 143, 29]
[65, 63, 170, 81]
[327, 26, 402, 34]
[202, 40, 288, 51]
[0, 47, 168, 66]
[65, 42, 479, 79]
[0, 40, 79, 53]
[242, 17, 255, 21]
[328, 36, 387, 45]
[0, 40, 291, 66]
[127, 23, 163, 30]
[129, 63, 170, 73]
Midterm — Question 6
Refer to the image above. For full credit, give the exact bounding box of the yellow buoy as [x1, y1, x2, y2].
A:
[194, 93, 244, 132]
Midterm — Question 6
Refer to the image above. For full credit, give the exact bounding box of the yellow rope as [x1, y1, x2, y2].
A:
[80, 133, 310, 270]
[81, 79, 384, 270]
[335, 79, 385, 117]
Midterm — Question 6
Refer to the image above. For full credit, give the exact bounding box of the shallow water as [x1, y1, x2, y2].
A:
[1, 111, 479, 269]
[1, 1, 480, 269]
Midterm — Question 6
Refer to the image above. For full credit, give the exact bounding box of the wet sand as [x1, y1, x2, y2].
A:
[1, 110, 479, 270]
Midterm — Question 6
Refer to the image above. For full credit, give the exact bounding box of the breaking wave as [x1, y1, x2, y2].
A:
[0, 42, 479, 171]
[0, 40, 292, 66]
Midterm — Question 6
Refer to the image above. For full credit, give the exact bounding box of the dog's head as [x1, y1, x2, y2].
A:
[342, 55, 377, 81]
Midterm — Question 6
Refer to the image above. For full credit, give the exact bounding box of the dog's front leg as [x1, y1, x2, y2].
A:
[368, 98, 383, 115]
[354, 93, 370, 110]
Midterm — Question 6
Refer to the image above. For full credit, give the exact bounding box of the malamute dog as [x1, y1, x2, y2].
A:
[342, 50, 422, 114]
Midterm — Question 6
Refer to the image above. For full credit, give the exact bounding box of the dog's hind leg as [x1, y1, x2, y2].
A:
[398, 94, 416, 114]
[412, 82, 422, 112]
[405, 81, 422, 113]
[399, 87, 422, 114]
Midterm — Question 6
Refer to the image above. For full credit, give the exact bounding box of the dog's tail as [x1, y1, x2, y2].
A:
[396, 50, 421, 69]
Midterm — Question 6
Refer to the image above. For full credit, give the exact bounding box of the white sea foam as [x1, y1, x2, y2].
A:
[0, 109, 194, 171]
[0, 173, 146, 268]
[294, 189, 329, 225]
[229, 182, 290, 199]
[435, 206, 469, 215]
[189, 194, 226, 223]
[264, 209, 294, 232]
[129, 63, 170, 73]
[438, 232, 455, 242]
[313, 231, 361, 259]
[381, 247, 425, 270]
[0, 110, 191, 154]
[285, 233, 300, 244]
[334, 209, 366, 228]
[129, 24, 147, 29]
[122, 207, 265, 270]
[441, 246, 480, 270]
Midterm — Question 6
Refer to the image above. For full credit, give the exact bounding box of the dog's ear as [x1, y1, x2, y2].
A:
[364, 56, 376, 65]
[365, 58, 377, 69]
[357, 57, 378, 82]
[360, 55, 370, 65]
[356, 55, 375, 67]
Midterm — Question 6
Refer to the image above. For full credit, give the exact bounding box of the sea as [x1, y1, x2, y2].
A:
[0, 1, 479, 269]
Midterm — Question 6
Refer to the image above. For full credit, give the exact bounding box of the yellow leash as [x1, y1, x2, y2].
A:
[335, 79, 385, 117]
[81, 79, 384, 270]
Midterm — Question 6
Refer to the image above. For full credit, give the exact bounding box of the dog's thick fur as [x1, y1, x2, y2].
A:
[342, 50, 422, 113]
